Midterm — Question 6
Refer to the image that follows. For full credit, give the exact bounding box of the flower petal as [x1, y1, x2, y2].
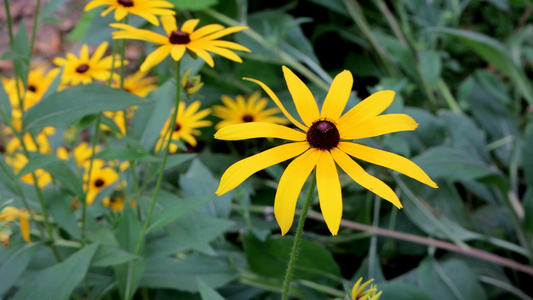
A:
[321, 70, 353, 121]
[244, 77, 307, 131]
[19, 214, 31, 243]
[330, 147, 402, 208]
[338, 142, 438, 188]
[161, 15, 177, 35]
[187, 47, 214, 67]
[170, 45, 186, 61]
[337, 90, 395, 131]
[190, 24, 224, 40]
[316, 151, 343, 235]
[215, 122, 306, 141]
[282, 66, 319, 127]
[140, 45, 172, 72]
[181, 19, 200, 33]
[275, 148, 320, 235]
[341, 114, 418, 140]
[216, 142, 309, 195]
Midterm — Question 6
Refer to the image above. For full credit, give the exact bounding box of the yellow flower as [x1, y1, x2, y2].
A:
[102, 110, 127, 136]
[118, 70, 158, 97]
[181, 69, 203, 95]
[155, 101, 211, 154]
[110, 16, 250, 71]
[2, 66, 60, 111]
[103, 196, 137, 212]
[83, 159, 119, 205]
[85, 0, 175, 26]
[5, 131, 53, 155]
[0, 206, 31, 246]
[215, 66, 437, 235]
[351, 278, 382, 300]
[53, 41, 124, 86]
[213, 91, 288, 130]
[5, 153, 52, 188]
[57, 142, 102, 167]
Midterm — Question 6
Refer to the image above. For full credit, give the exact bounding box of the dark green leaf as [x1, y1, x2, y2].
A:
[42, 161, 84, 198]
[16, 154, 63, 178]
[0, 156, 17, 194]
[48, 189, 81, 240]
[23, 84, 148, 131]
[168, 0, 217, 10]
[12, 19, 30, 88]
[379, 282, 432, 300]
[95, 148, 160, 162]
[91, 245, 139, 267]
[197, 277, 225, 300]
[419, 50, 442, 88]
[12, 243, 98, 300]
[0, 242, 40, 295]
[0, 78, 11, 123]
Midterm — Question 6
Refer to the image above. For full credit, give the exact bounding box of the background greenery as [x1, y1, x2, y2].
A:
[1, 0, 533, 299]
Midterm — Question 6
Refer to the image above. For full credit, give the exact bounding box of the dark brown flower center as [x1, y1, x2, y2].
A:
[242, 114, 254, 122]
[174, 123, 181, 131]
[306, 120, 340, 150]
[94, 178, 105, 187]
[169, 30, 191, 45]
[118, 0, 134, 7]
[28, 85, 37, 92]
[76, 64, 89, 73]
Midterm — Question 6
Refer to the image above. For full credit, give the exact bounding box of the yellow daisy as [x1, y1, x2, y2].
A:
[83, 159, 119, 205]
[110, 16, 250, 71]
[117, 70, 158, 97]
[5, 131, 53, 155]
[155, 100, 211, 153]
[57, 142, 102, 167]
[53, 41, 123, 86]
[2, 66, 60, 111]
[103, 196, 137, 212]
[5, 153, 52, 188]
[213, 91, 288, 130]
[351, 278, 382, 300]
[215, 66, 437, 235]
[85, 0, 175, 26]
[0, 206, 31, 246]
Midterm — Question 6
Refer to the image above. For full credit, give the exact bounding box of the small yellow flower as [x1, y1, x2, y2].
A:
[181, 69, 203, 95]
[0, 206, 32, 246]
[110, 16, 250, 71]
[85, 0, 175, 26]
[213, 91, 288, 130]
[53, 41, 124, 86]
[5, 131, 53, 155]
[102, 110, 127, 136]
[5, 153, 52, 188]
[215, 66, 437, 235]
[117, 70, 158, 97]
[103, 196, 137, 212]
[155, 101, 211, 153]
[83, 159, 119, 205]
[2, 66, 59, 111]
[351, 278, 382, 300]
[57, 142, 102, 167]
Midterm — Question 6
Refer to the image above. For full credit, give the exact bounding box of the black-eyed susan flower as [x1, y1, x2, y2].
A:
[213, 91, 288, 130]
[5, 131, 53, 155]
[110, 16, 250, 71]
[5, 153, 53, 188]
[215, 66, 437, 235]
[85, 0, 175, 26]
[351, 278, 382, 300]
[83, 159, 119, 205]
[0, 206, 31, 246]
[103, 196, 137, 212]
[2, 66, 59, 111]
[57, 142, 102, 167]
[155, 100, 211, 153]
[181, 69, 203, 95]
[53, 41, 124, 86]
[118, 70, 158, 97]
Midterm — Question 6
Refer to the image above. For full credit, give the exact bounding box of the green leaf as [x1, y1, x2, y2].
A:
[147, 194, 216, 232]
[418, 50, 442, 88]
[522, 121, 533, 187]
[91, 245, 139, 267]
[12, 19, 30, 88]
[168, 0, 217, 10]
[23, 84, 148, 131]
[242, 232, 341, 281]
[0, 77, 11, 123]
[0, 156, 17, 194]
[0, 242, 40, 295]
[12, 243, 98, 300]
[197, 277, 226, 300]
[48, 189, 81, 240]
[42, 161, 84, 198]
[16, 154, 63, 178]
[417, 258, 487, 300]
[473, 70, 511, 105]
[429, 27, 533, 105]
[95, 148, 160, 162]
[140, 254, 238, 292]
[379, 282, 432, 300]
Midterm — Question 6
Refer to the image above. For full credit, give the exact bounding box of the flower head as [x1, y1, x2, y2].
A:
[2, 66, 59, 111]
[85, 0, 175, 26]
[103, 196, 137, 212]
[215, 66, 437, 235]
[83, 159, 119, 205]
[0, 206, 31, 246]
[181, 69, 203, 95]
[110, 16, 250, 71]
[213, 91, 288, 130]
[57, 142, 102, 167]
[116, 70, 158, 97]
[351, 278, 382, 300]
[53, 41, 124, 86]
[5, 153, 53, 188]
[155, 100, 211, 153]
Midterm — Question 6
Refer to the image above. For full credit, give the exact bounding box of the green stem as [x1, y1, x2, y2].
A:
[281, 172, 316, 300]
[29, 0, 41, 58]
[3, 0, 14, 46]
[437, 78, 461, 113]
[124, 62, 182, 300]
[374, 0, 408, 47]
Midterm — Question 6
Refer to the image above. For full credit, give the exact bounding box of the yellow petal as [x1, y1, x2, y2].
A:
[201, 26, 248, 41]
[216, 142, 309, 195]
[181, 19, 200, 33]
[190, 24, 224, 40]
[19, 214, 31, 243]
[330, 148, 402, 208]
[341, 114, 418, 140]
[337, 90, 395, 131]
[210, 40, 251, 52]
[201, 45, 243, 62]
[244, 77, 307, 131]
[84, 0, 112, 11]
[320, 70, 353, 121]
[170, 45, 186, 61]
[316, 151, 343, 235]
[338, 142, 438, 188]
[110, 24, 168, 44]
[275, 149, 320, 235]
[114, 6, 128, 21]
[187, 47, 214, 67]
[80, 44, 89, 61]
[90, 41, 108, 65]
[282, 66, 319, 127]
[140, 45, 172, 72]
[214, 122, 306, 141]
[161, 15, 177, 35]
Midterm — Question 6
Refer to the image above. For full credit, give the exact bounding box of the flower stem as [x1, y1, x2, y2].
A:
[3, 0, 14, 46]
[281, 172, 316, 300]
[124, 61, 182, 300]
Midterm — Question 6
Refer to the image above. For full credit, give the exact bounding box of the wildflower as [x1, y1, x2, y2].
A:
[215, 66, 437, 235]
[5, 131, 53, 155]
[57, 142, 102, 167]
[155, 101, 211, 153]
[103, 196, 137, 212]
[5, 153, 52, 188]
[110, 16, 250, 71]
[2, 66, 59, 111]
[0, 206, 31, 246]
[101, 110, 128, 136]
[53, 41, 124, 86]
[83, 159, 119, 205]
[213, 91, 288, 130]
[181, 69, 203, 94]
[351, 278, 382, 300]
[117, 70, 158, 97]
[85, 0, 175, 26]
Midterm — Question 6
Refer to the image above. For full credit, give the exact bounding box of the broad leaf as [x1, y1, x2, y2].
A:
[0, 242, 40, 295]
